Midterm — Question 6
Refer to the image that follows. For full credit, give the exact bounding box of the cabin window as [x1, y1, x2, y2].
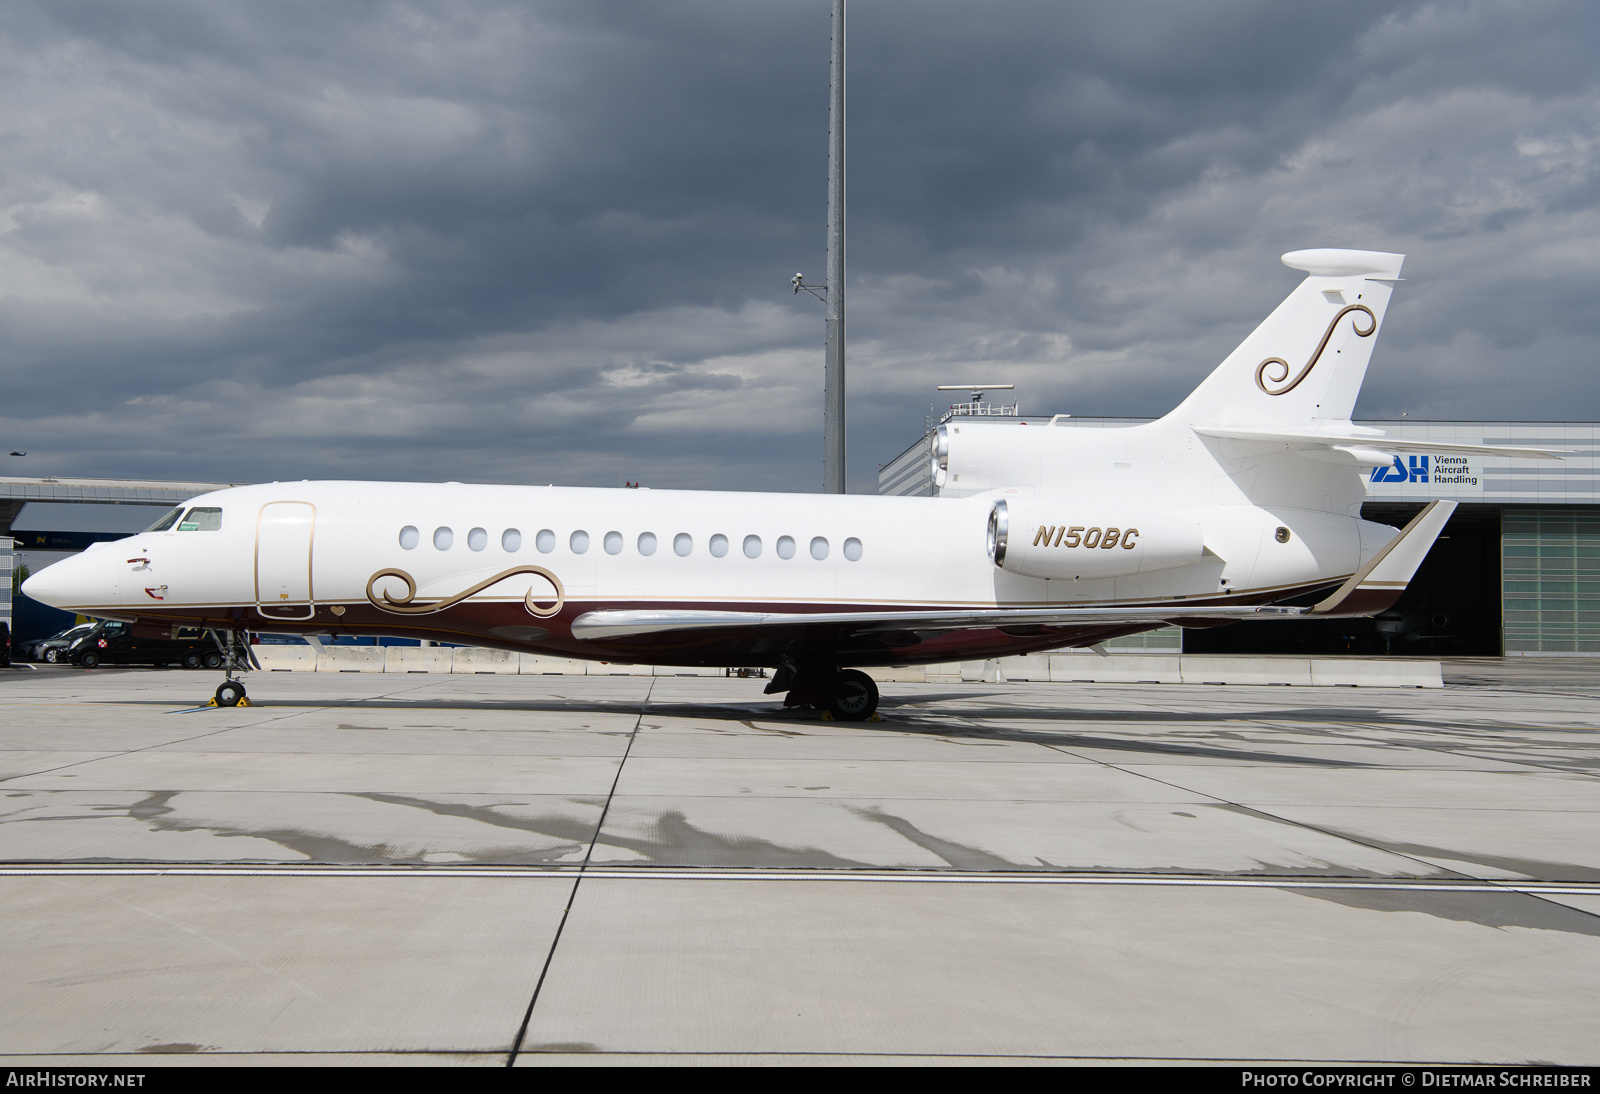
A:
[570, 530, 590, 554]
[144, 507, 184, 532]
[536, 529, 555, 553]
[709, 534, 729, 557]
[638, 532, 657, 556]
[743, 535, 762, 559]
[176, 507, 222, 532]
[674, 533, 693, 557]
[776, 535, 796, 559]
[399, 526, 420, 550]
[604, 531, 624, 555]
[434, 527, 454, 550]
[844, 537, 863, 561]
[810, 536, 829, 560]
[502, 528, 522, 552]
[467, 527, 488, 552]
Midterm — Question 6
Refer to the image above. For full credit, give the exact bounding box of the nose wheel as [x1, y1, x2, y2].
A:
[205, 628, 253, 707]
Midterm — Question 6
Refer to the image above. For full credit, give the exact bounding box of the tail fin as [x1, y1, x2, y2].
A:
[1159, 249, 1405, 430]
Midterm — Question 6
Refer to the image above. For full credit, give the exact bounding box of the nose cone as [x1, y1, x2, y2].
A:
[21, 547, 115, 611]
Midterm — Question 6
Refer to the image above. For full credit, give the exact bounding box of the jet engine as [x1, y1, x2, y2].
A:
[987, 499, 1205, 580]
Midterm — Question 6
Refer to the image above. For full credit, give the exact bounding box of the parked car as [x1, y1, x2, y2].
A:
[23, 622, 97, 664]
[68, 620, 230, 670]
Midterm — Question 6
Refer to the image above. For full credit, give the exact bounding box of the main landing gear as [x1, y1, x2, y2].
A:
[765, 662, 880, 721]
[206, 628, 254, 707]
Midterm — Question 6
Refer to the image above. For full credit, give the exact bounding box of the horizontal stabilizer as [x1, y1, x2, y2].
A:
[572, 604, 1307, 641]
[1193, 426, 1567, 460]
[1311, 500, 1457, 617]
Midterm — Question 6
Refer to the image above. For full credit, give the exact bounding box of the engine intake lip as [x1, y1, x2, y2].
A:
[988, 500, 1009, 566]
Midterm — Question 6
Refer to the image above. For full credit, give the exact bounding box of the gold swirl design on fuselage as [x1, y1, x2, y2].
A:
[366, 565, 566, 618]
[1255, 303, 1377, 396]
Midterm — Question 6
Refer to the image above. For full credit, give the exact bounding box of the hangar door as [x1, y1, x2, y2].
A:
[256, 502, 316, 621]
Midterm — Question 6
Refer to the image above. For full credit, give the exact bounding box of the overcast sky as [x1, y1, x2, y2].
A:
[1, 0, 1597, 497]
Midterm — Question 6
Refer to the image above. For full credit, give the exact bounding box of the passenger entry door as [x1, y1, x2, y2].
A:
[255, 502, 316, 620]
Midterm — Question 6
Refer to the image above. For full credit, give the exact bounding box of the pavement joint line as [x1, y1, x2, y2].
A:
[506, 675, 656, 1068]
[2, 864, 1596, 894]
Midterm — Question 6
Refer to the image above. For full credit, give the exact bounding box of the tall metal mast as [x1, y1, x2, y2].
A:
[822, 0, 846, 494]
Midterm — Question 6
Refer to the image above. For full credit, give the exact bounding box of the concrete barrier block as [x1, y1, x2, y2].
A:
[519, 654, 591, 675]
[923, 663, 963, 683]
[315, 647, 387, 673]
[1311, 659, 1442, 688]
[385, 648, 453, 673]
[997, 654, 1050, 681]
[254, 646, 316, 672]
[652, 665, 726, 676]
[864, 665, 927, 683]
[1181, 656, 1312, 686]
[1050, 653, 1181, 684]
[451, 648, 521, 674]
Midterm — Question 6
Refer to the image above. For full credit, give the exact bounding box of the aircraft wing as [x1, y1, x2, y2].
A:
[571, 603, 1307, 641]
[573, 501, 1460, 640]
[1192, 426, 1568, 460]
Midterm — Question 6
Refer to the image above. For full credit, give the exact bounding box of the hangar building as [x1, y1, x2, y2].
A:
[880, 409, 1600, 657]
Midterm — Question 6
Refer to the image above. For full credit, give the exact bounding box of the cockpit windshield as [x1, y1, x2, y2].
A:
[177, 507, 222, 531]
[143, 507, 183, 532]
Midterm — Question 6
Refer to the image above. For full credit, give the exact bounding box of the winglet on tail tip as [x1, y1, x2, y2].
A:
[1310, 500, 1456, 617]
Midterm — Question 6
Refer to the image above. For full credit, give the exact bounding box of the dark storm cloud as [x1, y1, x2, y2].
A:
[0, 0, 1597, 492]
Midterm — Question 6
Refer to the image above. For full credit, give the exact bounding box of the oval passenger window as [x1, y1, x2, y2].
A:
[399, 526, 419, 550]
[604, 531, 623, 555]
[844, 537, 863, 561]
[468, 527, 488, 552]
[776, 536, 795, 559]
[570, 530, 590, 554]
[810, 536, 828, 560]
[743, 535, 762, 558]
[536, 529, 555, 553]
[674, 533, 693, 557]
[638, 532, 657, 555]
[434, 527, 454, 550]
[502, 528, 522, 552]
[709, 534, 728, 558]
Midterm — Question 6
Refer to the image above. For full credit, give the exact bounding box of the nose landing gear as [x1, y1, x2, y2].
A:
[205, 628, 256, 707]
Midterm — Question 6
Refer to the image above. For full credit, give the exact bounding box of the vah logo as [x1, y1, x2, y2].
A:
[1033, 525, 1140, 550]
[1371, 455, 1430, 484]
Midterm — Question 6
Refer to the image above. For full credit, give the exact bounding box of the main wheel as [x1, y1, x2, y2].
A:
[215, 681, 246, 707]
[79, 652, 99, 669]
[181, 652, 202, 670]
[825, 669, 879, 721]
[202, 652, 223, 669]
[43, 649, 59, 663]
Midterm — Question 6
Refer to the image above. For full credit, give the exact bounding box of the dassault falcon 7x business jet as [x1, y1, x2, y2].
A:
[24, 249, 1562, 716]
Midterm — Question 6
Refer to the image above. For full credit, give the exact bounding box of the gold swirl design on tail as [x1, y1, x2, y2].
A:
[366, 565, 566, 618]
[1255, 303, 1377, 396]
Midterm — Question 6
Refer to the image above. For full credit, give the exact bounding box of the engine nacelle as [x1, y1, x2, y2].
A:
[987, 499, 1205, 580]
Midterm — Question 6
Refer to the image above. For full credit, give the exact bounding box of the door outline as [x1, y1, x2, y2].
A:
[255, 501, 317, 620]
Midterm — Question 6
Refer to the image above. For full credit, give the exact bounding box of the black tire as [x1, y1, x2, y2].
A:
[79, 652, 99, 669]
[825, 669, 879, 721]
[215, 681, 246, 707]
[43, 648, 59, 664]
[181, 652, 202, 670]
[202, 652, 223, 670]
